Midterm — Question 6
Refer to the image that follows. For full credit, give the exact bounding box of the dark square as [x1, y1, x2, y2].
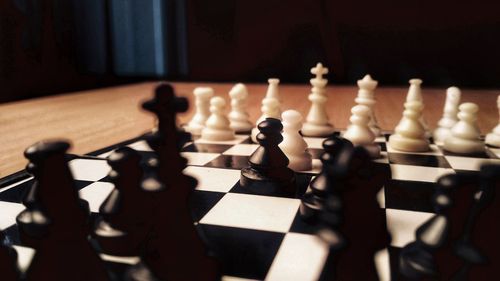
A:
[378, 142, 387, 151]
[74, 180, 97, 190]
[198, 224, 285, 280]
[182, 143, 234, 154]
[388, 246, 404, 280]
[289, 210, 319, 235]
[385, 180, 436, 212]
[0, 179, 33, 203]
[388, 153, 451, 168]
[440, 146, 491, 159]
[229, 173, 312, 199]
[189, 190, 227, 222]
[2, 224, 21, 246]
[204, 155, 249, 169]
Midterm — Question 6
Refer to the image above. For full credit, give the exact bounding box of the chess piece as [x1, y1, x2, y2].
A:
[399, 174, 459, 280]
[19, 141, 109, 281]
[302, 63, 335, 137]
[265, 78, 281, 103]
[279, 110, 313, 171]
[443, 102, 484, 154]
[184, 87, 214, 135]
[434, 87, 461, 145]
[300, 136, 352, 223]
[485, 95, 500, 147]
[343, 104, 381, 158]
[0, 231, 18, 281]
[200, 96, 235, 141]
[94, 147, 154, 257]
[141, 84, 220, 281]
[241, 118, 297, 196]
[228, 83, 253, 133]
[251, 97, 281, 143]
[406, 78, 431, 138]
[389, 100, 430, 152]
[355, 74, 381, 136]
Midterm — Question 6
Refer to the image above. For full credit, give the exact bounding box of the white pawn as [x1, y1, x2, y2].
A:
[279, 110, 313, 171]
[433, 87, 461, 145]
[444, 103, 484, 154]
[228, 83, 253, 133]
[200, 96, 235, 141]
[406, 79, 431, 138]
[355, 74, 381, 136]
[302, 62, 335, 137]
[485, 95, 500, 147]
[184, 87, 214, 135]
[343, 105, 380, 158]
[251, 97, 281, 143]
[389, 100, 430, 152]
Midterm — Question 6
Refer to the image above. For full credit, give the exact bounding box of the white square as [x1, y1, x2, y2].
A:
[303, 137, 327, 149]
[13, 245, 35, 273]
[444, 155, 500, 171]
[0, 201, 25, 229]
[222, 144, 259, 156]
[183, 166, 240, 192]
[69, 159, 111, 181]
[127, 140, 153, 152]
[195, 135, 249, 145]
[390, 164, 455, 182]
[222, 277, 259, 281]
[200, 193, 300, 233]
[386, 208, 434, 247]
[78, 182, 115, 213]
[387, 144, 442, 156]
[374, 151, 389, 164]
[488, 148, 500, 158]
[375, 136, 387, 143]
[181, 152, 220, 166]
[266, 233, 328, 281]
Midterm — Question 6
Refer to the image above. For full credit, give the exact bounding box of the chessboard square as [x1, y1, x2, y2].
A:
[388, 153, 451, 168]
[488, 147, 500, 158]
[221, 276, 259, 281]
[387, 144, 442, 156]
[444, 155, 500, 171]
[385, 180, 436, 212]
[184, 166, 240, 192]
[200, 193, 300, 233]
[375, 135, 386, 143]
[229, 174, 312, 200]
[204, 155, 249, 170]
[0, 201, 25, 229]
[265, 233, 328, 281]
[0, 178, 33, 203]
[386, 208, 434, 247]
[189, 190, 226, 222]
[390, 164, 454, 183]
[182, 143, 234, 154]
[378, 142, 387, 151]
[200, 224, 284, 280]
[127, 140, 153, 152]
[78, 182, 115, 213]
[68, 159, 111, 181]
[13, 245, 35, 273]
[195, 135, 249, 145]
[181, 152, 220, 166]
[222, 144, 259, 156]
[2, 224, 21, 245]
[374, 152, 389, 164]
[303, 137, 327, 149]
[440, 147, 491, 159]
[289, 210, 318, 235]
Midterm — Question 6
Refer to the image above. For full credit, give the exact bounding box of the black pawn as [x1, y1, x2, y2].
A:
[17, 141, 109, 281]
[94, 147, 154, 257]
[399, 174, 457, 280]
[0, 231, 18, 281]
[300, 136, 352, 222]
[240, 118, 296, 196]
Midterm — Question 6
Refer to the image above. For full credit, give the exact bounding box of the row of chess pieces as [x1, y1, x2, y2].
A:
[184, 62, 500, 162]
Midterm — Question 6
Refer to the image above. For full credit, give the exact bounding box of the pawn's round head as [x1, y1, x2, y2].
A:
[229, 83, 248, 99]
[281, 110, 302, 124]
[258, 118, 283, 134]
[459, 102, 478, 114]
[409, 78, 423, 85]
[210, 96, 226, 107]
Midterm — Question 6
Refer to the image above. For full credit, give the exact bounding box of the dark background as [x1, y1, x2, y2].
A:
[1, 0, 500, 103]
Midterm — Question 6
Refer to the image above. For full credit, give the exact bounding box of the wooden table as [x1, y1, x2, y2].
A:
[0, 81, 498, 176]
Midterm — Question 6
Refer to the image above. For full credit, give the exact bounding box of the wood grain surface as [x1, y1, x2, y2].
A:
[0, 81, 498, 176]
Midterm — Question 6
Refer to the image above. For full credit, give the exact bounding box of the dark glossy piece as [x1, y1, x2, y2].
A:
[0, 231, 18, 281]
[240, 118, 296, 196]
[17, 140, 109, 281]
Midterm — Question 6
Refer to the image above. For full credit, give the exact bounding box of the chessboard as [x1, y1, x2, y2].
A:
[1, 130, 500, 281]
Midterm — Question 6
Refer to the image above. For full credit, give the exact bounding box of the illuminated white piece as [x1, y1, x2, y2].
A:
[266, 78, 282, 103]
[355, 74, 381, 136]
[433, 87, 461, 144]
[251, 97, 281, 143]
[279, 110, 313, 171]
[389, 100, 430, 152]
[228, 83, 253, 133]
[200, 96, 235, 141]
[444, 102, 484, 154]
[344, 105, 380, 158]
[406, 79, 430, 138]
[485, 95, 500, 148]
[184, 87, 214, 135]
[302, 63, 335, 137]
